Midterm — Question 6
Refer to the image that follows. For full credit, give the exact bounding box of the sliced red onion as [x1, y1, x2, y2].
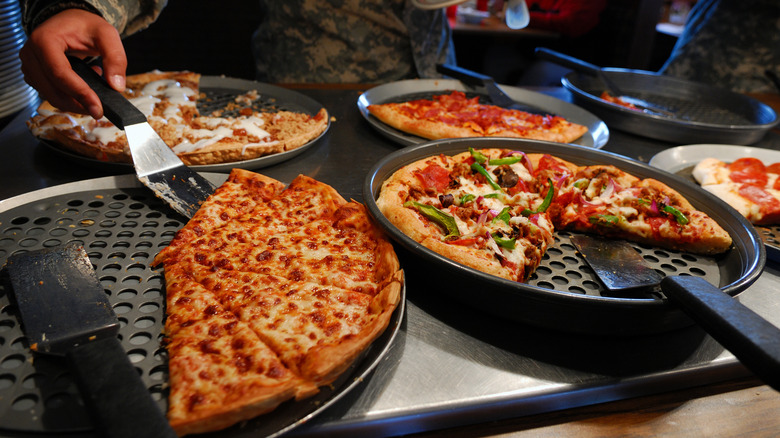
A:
[512, 150, 534, 174]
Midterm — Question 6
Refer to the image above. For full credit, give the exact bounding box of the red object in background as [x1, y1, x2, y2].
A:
[446, 5, 458, 26]
[477, 0, 489, 11]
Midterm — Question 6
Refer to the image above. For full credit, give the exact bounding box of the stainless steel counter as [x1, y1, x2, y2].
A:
[1, 87, 779, 437]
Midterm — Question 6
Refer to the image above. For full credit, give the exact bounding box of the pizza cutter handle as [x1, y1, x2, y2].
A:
[67, 56, 147, 129]
[67, 336, 178, 438]
[661, 276, 780, 392]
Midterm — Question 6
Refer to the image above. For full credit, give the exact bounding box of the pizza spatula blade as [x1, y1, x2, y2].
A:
[68, 56, 215, 219]
[570, 234, 780, 391]
[5, 243, 177, 437]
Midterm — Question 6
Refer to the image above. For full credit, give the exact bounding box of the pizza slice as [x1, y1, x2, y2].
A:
[377, 148, 556, 282]
[552, 163, 733, 254]
[189, 265, 401, 386]
[154, 172, 346, 266]
[176, 108, 328, 166]
[693, 157, 780, 225]
[154, 169, 286, 266]
[169, 202, 397, 295]
[163, 265, 305, 436]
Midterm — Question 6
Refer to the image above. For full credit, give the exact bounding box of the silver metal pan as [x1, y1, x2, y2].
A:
[536, 48, 779, 144]
[363, 138, 765, 335]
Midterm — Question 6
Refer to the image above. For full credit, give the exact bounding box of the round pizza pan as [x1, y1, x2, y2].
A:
[0, 174, 404, 437]
[356, 78, 609, 149]
[561, 69, 778, 144]
[36, 76, 330, 173]
[363, 137, 765, 335]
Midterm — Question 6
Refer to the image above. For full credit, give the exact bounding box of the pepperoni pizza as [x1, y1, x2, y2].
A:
[693, 157, 780, 225]
[366, 90, 588, 144]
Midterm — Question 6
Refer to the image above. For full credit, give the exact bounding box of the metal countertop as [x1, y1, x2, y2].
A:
[1, 88, 779, 437]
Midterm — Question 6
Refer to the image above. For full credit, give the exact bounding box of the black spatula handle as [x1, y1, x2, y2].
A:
[661, 276, 780, 391]
[67, 337, 177, 438]
[534, 47, 601, 76]
[436, 63, 491, 85]
[67, 56, 146, 129]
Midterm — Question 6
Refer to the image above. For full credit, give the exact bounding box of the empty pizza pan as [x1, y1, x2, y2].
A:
[561, 69, 778, 145]
[363, 137, 765, 335]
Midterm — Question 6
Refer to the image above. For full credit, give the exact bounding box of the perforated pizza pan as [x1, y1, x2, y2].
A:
[0, 174, 405, 437]
[562, 69, 779, 144]
[363, 138, 766, 335]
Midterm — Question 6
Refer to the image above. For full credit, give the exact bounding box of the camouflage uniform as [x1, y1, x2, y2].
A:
[659, 0, 780, 94]
[21, 0, 166, 37]
[22, 0, 455, 84]
[252, 0, 455, 83]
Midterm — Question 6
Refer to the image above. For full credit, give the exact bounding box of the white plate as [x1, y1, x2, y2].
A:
[649, 144, 780, 174]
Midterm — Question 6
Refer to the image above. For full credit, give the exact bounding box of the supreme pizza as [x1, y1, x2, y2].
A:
[366, 90, 588, 144]
[27, 71, 328, 166]
[153, 169, 402, 435]
[377, 148, 732, 283]
[693, 157, 780, 225]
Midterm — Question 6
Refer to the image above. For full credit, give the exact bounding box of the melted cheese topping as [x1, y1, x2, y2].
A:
[34, 78, 273, 155]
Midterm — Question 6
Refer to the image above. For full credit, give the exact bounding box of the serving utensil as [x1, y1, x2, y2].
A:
[570, 234, 780, 391]
[535, 48, 676, 117]
[5, 243, 177, 437]
[436, 63, 547, 114]
[68, 56, 215, 219]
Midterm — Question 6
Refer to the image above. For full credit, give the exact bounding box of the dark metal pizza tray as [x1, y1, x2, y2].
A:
[38, 76, 330, 173]
[561, 69, 779, 144]
[356, 79, 609, 149]
[0, 174, 404, 437]
[363, 138, 765, 335]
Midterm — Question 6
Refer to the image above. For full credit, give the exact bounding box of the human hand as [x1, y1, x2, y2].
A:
[19, 9, 127, 119]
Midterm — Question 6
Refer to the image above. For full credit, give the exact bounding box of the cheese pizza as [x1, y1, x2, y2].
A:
[155, 169, 402, 436]
[366, 90, 588, 144]
[693, 157, 780, 225]
[27, 71, 328, 166]
[377, 148, 732, 283]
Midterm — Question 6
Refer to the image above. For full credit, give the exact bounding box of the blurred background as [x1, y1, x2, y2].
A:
[119, 0, 697, 85]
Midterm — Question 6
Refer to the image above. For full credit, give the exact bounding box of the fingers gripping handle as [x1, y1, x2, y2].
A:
[67, 56, 147, 129]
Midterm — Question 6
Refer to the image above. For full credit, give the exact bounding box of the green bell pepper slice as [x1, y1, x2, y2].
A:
[404, 200, 460, 238]
[471, 162, 502, 191]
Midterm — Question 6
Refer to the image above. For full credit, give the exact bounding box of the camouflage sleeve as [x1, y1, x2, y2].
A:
[659, 0, 780, 94]
[402, 0, 456, 79]
[21, 0, 166, 38]
[252, 0, 456, 83]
